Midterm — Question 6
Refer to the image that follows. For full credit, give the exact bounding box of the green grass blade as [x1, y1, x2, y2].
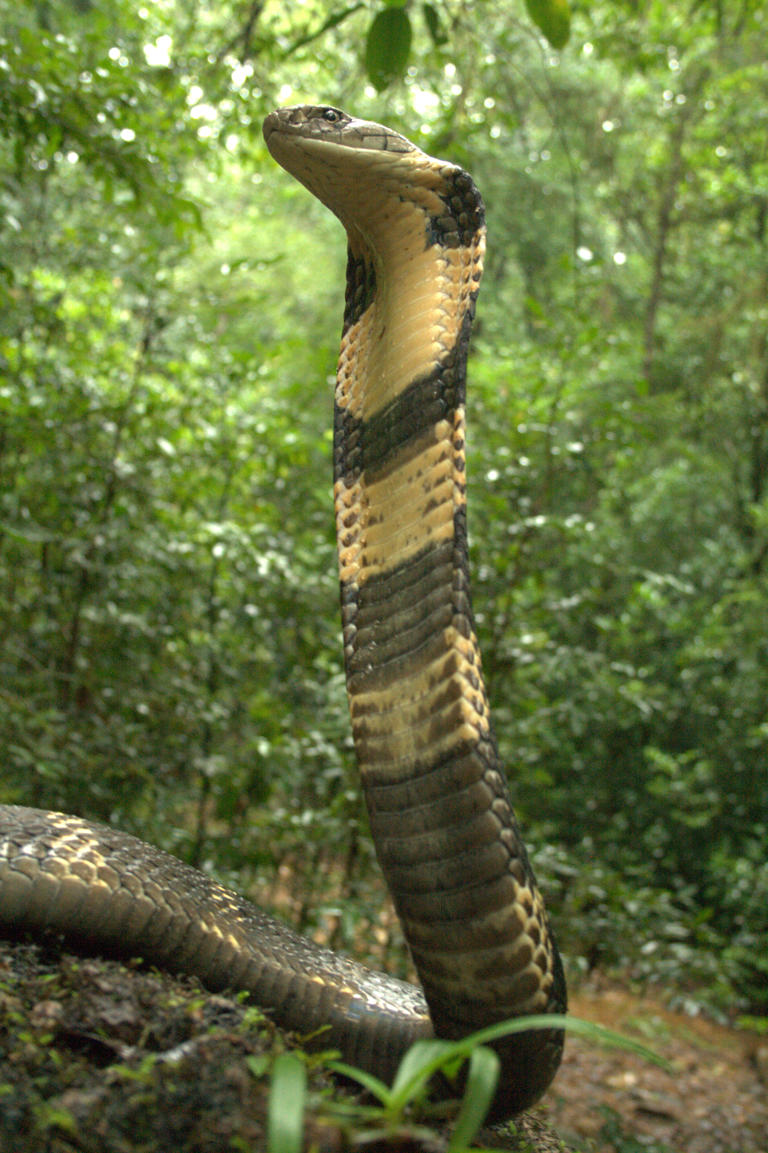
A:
[459, 1014, 672, 1070]
[447, 1045, 500, 1151]
[327, 1060, 392, 1105]
[390, 1038, 456, 1098]
[267, 1053, 306, 1153]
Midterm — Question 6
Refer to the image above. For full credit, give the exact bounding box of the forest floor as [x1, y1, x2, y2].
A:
[0, 940, 765, 1153]
[540, 978, 767, 1153]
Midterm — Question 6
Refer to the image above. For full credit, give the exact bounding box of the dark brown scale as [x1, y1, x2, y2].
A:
[426, 168, 485, 249]
[343, 250, 377, 330]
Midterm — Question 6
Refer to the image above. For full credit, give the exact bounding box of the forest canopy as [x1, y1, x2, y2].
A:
[1, 0, 767, 1019]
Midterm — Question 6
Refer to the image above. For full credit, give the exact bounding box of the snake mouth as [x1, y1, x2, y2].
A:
[263, 106, 417, 157]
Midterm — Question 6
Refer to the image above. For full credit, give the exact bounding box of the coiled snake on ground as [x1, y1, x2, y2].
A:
[0, 106, 566, 1118]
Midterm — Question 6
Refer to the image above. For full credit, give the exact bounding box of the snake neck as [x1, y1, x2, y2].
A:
[333, 163, 565, 1066]
[335, 184, 486, 777]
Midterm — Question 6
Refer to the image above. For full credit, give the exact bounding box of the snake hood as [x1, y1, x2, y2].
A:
[263, 105, 482, 257]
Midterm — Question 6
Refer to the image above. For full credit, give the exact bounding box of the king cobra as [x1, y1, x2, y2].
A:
[0, 106, 566, 1118]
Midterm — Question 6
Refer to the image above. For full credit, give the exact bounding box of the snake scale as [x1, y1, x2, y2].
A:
[0, 106, 566, 1118]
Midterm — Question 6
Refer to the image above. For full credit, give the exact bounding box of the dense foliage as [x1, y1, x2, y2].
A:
[1, 0, 766, 1017]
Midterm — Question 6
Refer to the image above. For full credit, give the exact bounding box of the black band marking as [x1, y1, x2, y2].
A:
[334, 304, 475, 484]
[343, 250, 377, 332]
[426, 169, 486, 249]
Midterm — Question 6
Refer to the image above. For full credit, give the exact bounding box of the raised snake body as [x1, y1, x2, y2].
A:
[0, 106, 566, 1118]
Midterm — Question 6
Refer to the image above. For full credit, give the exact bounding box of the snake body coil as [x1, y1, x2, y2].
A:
[0, 106, 566, 1118]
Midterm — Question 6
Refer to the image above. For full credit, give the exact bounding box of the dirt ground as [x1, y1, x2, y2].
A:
[539, 979, 768, 1153]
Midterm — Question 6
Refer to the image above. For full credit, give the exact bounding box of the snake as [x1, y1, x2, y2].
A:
[0, 105, 566, 1119]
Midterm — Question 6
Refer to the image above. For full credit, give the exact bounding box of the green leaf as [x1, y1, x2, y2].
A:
[364, 7, 413, 90]
[267, 1054, 306, 1153]
[524, 0, 571, 49]
[423, 3, 448, 47]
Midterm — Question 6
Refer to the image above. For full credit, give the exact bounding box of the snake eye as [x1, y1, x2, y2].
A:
[322, 108, 342, 123]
